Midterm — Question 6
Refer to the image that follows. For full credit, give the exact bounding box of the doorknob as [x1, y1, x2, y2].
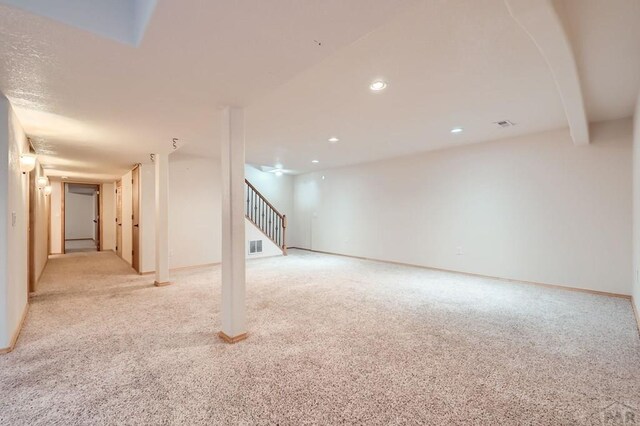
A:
[93, 220, 98, 223]
[134, 224, 139, 227]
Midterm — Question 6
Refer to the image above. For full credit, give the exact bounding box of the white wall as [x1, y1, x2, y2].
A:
[138, 158, 294, 273]
[0, 97, 29, 350]
[293, 119, 633, 295]
[121, 170, 132, 264]
[49, 180, 62, 254]
[633, 93, 640, 313]
[245, 164, 294, 246]
[64, 187, 96, 240]
[101, 182, 116, 251]
[140, 163, 155, 272]
[245, 218, 283, 258]
[169, 155, 222, 269]
[140, 154, 222, 272]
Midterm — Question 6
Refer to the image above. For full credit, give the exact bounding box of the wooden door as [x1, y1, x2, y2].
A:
[131, 166, 140, 272]
[28, 171, 36, 293]
[94, 186, 101, 250]
[61, 183, 66, 254]
[116, 180, 122, 258]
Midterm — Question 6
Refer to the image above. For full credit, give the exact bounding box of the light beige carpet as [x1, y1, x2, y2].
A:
[64, 239, 98, 254]
[1, 250, 639, 425]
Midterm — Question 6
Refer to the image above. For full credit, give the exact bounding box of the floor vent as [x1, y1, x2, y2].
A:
[249, 240, 263, 254]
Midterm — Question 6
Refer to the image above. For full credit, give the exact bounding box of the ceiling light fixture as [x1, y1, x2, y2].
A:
[36, 176, 48, 189]
[274, 163, 283, 169]
[62, 176, 68, 180]
[370, 80, 387, 91]
[275, 171, 283, 177]
[450, 127, 463, 134]
[328, 137, 339, 143]
[311, 160, 319, 164]
[43, 185, 52, 196]
[19, 153, 37, 174]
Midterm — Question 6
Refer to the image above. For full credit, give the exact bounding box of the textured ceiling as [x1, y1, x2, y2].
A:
[0, 0, 638, 180]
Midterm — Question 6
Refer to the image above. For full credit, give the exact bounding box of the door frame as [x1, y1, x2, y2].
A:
[116, 179, 123, 259]
[131, 165, 140, 273]
[28, 169, 36, 293]
[62, 182, 101, 253]
[95, 185, 101, 250]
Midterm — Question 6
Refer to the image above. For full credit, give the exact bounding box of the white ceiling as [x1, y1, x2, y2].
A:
[0, 0, 157, 46]
[0, 0, 638, 180]
[555, 0, 640, 123]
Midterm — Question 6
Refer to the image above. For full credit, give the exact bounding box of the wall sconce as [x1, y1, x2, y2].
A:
[19, 153, 37, 174]
[36, 176, 48, 189]
[43, 185, 52, 196]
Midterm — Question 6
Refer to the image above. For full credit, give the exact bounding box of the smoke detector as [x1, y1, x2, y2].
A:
[494, 120, 516, 128]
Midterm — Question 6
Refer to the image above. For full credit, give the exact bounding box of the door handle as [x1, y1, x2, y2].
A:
[134, 224, 139, 228]
[93, 220, 98, 223]
[118, 224, 122, 226]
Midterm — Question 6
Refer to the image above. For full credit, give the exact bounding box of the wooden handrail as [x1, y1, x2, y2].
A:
[245, 179, 287, 254]
[244, 179, 285, 219]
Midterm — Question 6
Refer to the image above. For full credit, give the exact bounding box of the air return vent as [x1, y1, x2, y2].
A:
[249, 240, 263, 254]
[494, 120, 516, 128]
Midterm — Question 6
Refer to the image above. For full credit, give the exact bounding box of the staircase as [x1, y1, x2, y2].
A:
[245, 179, 287, 255]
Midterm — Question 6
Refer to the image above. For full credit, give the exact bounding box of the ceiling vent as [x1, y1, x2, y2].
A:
[494, 120, 516, 128]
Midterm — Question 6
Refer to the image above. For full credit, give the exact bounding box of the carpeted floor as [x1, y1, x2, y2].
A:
[64, 239, 98, 253]
[1, 250, 639, 425]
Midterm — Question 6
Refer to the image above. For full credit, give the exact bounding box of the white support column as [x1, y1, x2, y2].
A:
[154, 152, 170, 286]
[219, 106, 247, 343]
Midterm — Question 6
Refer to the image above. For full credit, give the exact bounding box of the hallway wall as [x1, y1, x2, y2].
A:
[49, 180, 63, 254]
[0, 97, 28, 350]
[633, 91, 640, 314]
[101, 183, 116, 251]
[32, 163, 50, 288]
[140, 163, 154, 272]
[121, 170, 133, 264]
[292, 119, 633, 296]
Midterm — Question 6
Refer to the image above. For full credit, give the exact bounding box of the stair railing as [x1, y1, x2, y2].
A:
[245, 179, 287, 254]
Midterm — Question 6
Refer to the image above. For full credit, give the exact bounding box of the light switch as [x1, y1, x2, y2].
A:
[11, 212, 16, 227]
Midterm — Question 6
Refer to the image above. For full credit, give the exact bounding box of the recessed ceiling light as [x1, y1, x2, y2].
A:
[274, 163, 283, 169]
[450, 127, 463, 134]
[370, 80, 387, 91]
[311, 160, 319, 164]
[328, 137, 339, 143]
[61, 176, 68, 179]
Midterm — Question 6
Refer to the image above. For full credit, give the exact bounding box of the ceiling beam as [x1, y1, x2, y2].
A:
[505, 0, 589, 145]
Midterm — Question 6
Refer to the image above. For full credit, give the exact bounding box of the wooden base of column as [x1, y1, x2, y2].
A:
[154, 281, 171, 287]
[218, 331, 248, 344]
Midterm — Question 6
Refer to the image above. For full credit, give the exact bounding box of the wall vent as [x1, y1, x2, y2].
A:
[249, 240, 263, 254]
[494, 120, 516, 128]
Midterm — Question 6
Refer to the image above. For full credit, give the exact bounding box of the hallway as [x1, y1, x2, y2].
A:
[1, 250, 639, 424]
